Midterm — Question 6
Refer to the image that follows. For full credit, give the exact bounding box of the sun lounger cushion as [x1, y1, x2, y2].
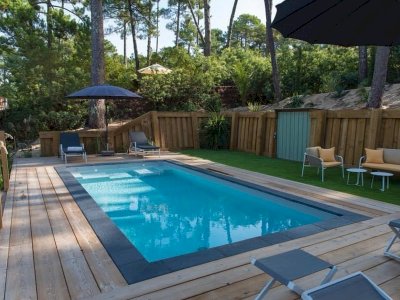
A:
[66, 146, 84, 152]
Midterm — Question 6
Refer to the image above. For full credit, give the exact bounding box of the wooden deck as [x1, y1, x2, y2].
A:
[1, 153, 400, 300]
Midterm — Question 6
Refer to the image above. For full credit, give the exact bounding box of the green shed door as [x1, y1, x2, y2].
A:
[277, 111, 310, 161]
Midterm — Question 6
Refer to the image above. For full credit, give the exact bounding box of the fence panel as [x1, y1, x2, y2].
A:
[38, 109, 400, 165]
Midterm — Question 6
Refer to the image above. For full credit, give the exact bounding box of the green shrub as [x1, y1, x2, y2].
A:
[200, 113, 230, 150]
[286, 94, 304, 108]
[247, 102, 262, 112]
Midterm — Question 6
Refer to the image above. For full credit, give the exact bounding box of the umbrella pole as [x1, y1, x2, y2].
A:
[105, 102, 109, 151]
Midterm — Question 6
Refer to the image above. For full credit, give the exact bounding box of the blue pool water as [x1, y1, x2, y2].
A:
[70, 161, 336, 262]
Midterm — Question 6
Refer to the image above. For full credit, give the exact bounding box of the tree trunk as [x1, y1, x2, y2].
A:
[156, 0, 160, 54]
[89, 0, 106, 129]
[226, 0, 238, 48]
[175, 1, 181, 47]
[187, 0, 205, 45]
[46, 0, 52, 49]
[358, 46, 368, 83]
[264, 0, 281, 102]
[127, 0, 140, 71]
[367, 46, 390, 108]
[146, 0, 152, 65]
[203, 0, 211, 56]
[123, 21, 127, 67]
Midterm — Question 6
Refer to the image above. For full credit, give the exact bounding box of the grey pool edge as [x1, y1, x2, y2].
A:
[55, 159, 370, 284]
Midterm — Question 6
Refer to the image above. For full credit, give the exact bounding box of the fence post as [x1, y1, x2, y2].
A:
[256, 112, 267, 155]
[309, 110, 327, 147]
[151, 111, 161, 148]
[0, 141, 9, 192]
[191, 112, 200, 149]
[230, 112, 239, 150]
[366, 109, 382, 149]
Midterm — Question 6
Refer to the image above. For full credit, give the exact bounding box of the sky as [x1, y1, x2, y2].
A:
[106, 0, 283, 56]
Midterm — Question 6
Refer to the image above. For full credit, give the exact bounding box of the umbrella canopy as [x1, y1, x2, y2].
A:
[66, 84, 141, 153]
[66, 84, 141, 99]
[272, 0, 400, 46]
[138, 64, 172, 75]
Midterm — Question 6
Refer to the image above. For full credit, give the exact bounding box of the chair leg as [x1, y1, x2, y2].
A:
[341, 164, 344, 178]
[321, 168, 324, 182]
[254, 279, 276, 300]
[321, 266, 337, 285]
[384, 226, 400, 261]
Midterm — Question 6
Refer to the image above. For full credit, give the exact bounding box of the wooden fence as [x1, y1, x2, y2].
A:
[39, 109, 400, 166]
[0, 130, 9, 229]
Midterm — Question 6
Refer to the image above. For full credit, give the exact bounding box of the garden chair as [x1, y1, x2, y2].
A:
[384, 218, 400, 262]
[301, 146, 344, 182]
[128, 131, 160, 157]
[59, 132, 87, 164]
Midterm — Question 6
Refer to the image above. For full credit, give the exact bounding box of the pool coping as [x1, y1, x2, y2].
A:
[55, 159, 370, 284]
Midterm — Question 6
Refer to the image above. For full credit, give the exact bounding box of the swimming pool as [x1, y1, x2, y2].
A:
[57, 160, 368, 283]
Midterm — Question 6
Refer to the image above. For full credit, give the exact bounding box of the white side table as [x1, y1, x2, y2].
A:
[370, 171, 394, 191]
[346, 168, 367, 186]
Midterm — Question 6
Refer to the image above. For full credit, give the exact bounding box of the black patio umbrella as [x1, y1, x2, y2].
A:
[271, 0, 400, 46]
[66, 84, 142, 153]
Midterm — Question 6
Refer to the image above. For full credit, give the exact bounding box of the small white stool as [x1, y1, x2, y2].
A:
[370, 171, 393, 191]
[346, 168, 367, 186]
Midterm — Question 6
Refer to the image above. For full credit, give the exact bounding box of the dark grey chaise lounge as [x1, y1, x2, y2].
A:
[252, 249, 391, 300]
[59, 132, 87, 164]
[129, 131, 160, 157]
[302, 271, 392, 300]
[251, 249, 337, 299]
[384, 218, 400, 262]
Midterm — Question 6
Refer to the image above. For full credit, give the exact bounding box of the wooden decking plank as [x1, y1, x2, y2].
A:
[93, 213, 399, 300]
[5, 168, 37, 300]
[27, 168, 70, 300]
[380, 275, 400, 298]
[45, 166, 127, 292]
[0, 168, 16, 300]
[36, 167, 100, 299]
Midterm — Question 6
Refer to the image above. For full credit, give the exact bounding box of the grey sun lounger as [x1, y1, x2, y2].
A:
[302, 271, 392, 300]
[384, 218, 400, 262]
[59, 132, 87, 164]
[129, 131, 160, 157]
[251, 249, 337, 299]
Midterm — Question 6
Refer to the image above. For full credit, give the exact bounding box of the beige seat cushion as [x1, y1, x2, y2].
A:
[319, 147, 336, 162]
[322, 161, 342, 168]
[362, 162, 400, 173]
[365, 148, 384, 164]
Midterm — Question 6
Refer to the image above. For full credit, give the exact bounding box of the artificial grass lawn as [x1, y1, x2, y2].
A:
[180, 149, 400, 206]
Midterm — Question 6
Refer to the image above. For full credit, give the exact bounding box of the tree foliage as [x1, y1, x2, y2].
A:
[2, 0, 400, 143]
